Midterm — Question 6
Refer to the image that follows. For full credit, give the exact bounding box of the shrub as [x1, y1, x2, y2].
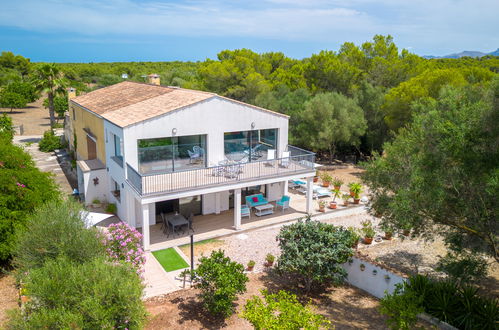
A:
[8, 256, 146, 329]
[381, 275, 499, 329]
[276, 216, 355, 293]
[241, 289, 332, 329]
[14, 200, 106, 271]
[379, 283, 424, 330]
[0, 113, 14, 141]
[38, 129, 64, 152]
[194, 249, 248, 318]
[105, 222, 145, 272]
[0, 139, 59, 264]
[105, 202, 117, 214]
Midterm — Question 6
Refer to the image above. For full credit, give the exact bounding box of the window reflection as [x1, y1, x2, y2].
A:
[224, 129, 277, 162]
[138, 135, 206, 174]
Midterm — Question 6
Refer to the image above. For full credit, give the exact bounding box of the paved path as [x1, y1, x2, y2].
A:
[13, 134, 76, 195]
[142, 251, 182, 299]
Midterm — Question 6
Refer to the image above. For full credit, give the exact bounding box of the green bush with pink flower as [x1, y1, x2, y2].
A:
[105, 222, 146, 271]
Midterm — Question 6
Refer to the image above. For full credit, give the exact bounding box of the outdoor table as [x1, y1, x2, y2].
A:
[254, 204, 274, 217]
[168, 214, 189, 234]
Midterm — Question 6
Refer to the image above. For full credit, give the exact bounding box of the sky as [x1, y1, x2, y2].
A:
[0, 0, 498, 62]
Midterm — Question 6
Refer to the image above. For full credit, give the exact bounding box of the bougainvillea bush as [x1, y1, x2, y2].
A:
[105, 222, 146, 271]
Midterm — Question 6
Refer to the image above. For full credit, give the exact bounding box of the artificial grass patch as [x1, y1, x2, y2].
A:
[152, 248, 189, 272]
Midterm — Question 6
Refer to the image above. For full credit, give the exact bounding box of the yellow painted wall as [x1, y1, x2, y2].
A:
[69, 102, 106, 164]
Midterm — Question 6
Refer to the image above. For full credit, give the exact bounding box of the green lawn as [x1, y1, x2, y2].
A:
[152, 248, 189, 272]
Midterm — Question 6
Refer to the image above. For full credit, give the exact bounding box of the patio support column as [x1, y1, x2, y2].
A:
[283, 180, 288, 196]
[306, 177, 313, 214]
[234, 188, 242, 230]
[141, 203, 151, 251]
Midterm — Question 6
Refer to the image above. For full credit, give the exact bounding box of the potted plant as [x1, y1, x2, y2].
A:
[265, 254, 275, 267]
[92, 198, 101, 208]
[318, 200, 326, 212]
[347, 226, 361, 249]
[380, 223, 394, 240]
[320, 172, 332, 187]
[361, 220, 375, 244]
[332, 177, 343, 190]
[313, 171, 319, 183]
[341, 193, 350, 206]
[329, 188, 341, 209]
[401, 225, 411, 237]
[348, 183, 363, 203]
[105, 203, 117, 215]
[247, 260, 256, 271]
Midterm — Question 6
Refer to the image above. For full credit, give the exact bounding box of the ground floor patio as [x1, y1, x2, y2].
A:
[141, 188, 355, 251]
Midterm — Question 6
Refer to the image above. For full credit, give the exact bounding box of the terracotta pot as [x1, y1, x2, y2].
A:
[402, 230, 410, 236]
[343, 201, 349, 206]
[247, 266, 254, 271]
[384, 232, 393, 240]
[334, 185, 341, 190]
[266, 261, 274, 267]
[322, 181, 330, 187]
[363, 237, 373, 244]
[353, 198, 360, 204]
[319, 206, 325, 213]
[329, 202, 337, 209]
[313, 177, 319, 183]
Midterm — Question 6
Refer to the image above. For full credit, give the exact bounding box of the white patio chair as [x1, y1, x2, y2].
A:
[265, 149, 276, 166]
[280, 151, 290, 168]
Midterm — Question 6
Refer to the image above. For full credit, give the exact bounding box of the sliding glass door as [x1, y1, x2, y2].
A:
[224, 129, 277, 163]
[138, 135, 206, 174]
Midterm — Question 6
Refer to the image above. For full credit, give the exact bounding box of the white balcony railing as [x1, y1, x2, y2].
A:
[126, 145, 315, 196]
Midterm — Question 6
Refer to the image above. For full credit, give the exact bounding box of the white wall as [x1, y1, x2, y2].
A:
[123, 97, 289, 170]
[104, 120, 126, 217]
[202, 191, 229, 215]
[78, 167, 108, 205]
[266, 182, 284, 202]
[342, 257, 406, 299]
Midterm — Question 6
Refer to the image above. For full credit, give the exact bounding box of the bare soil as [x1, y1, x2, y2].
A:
[178, 239, 225, 261]
[0, 97, 53, 136]
[145, 272, 394, 329]
[0, 275, 18, 327]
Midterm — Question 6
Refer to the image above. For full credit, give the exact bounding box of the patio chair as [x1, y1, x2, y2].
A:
[276, 195, 290, 213]
[280, 151, 290, 168]
[224, 164, 240, 179]
[241, 204, 250, 219]
[160, 213, 172, 237]
[265, 149, 276, 166]
[188, 146, 203, 164]
[244, 144, 263, 160]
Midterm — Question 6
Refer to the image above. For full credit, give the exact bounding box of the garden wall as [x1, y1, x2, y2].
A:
[341, 257, 406, 299]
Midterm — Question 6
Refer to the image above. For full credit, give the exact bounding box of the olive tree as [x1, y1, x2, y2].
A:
[294, 92, 366, 162]
[363, 80, 499, 277]
[276, 216, 356, 293]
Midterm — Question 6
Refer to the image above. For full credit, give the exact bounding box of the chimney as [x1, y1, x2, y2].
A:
[147, 74, 160, 86]
[67, 87, 76, 100]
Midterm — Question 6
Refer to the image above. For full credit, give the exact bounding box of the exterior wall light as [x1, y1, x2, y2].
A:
[172, 128, 177, 136]
[251, 122, 255, 129]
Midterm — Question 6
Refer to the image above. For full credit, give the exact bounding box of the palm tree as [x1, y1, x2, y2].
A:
[32, 63, 67, 128]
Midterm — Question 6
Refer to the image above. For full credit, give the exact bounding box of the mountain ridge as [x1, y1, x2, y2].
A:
[423, 48, 499, 59]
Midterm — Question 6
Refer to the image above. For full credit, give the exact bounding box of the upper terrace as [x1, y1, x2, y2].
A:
[126, 145, 315, 196]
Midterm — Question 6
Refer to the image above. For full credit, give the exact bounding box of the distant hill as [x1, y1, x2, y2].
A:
[423, 48, 499, 59]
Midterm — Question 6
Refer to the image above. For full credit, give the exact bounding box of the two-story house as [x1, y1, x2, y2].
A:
[69, 79, 316, 250]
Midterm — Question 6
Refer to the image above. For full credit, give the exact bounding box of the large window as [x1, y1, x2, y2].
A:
[224, 129, 277, 162]
[138, 135, 206, 174]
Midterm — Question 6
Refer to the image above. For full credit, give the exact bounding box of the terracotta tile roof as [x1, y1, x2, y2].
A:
[104, 88, 214, 127]
[71, 81, 174, 115]
[71, 81, 287, 127]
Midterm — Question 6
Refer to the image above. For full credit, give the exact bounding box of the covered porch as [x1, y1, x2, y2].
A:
[144, 188, 314, 251]
[134, 177, 316, 251]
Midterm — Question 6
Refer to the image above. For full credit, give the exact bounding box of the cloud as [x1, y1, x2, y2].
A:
[0, 0, 498, 54]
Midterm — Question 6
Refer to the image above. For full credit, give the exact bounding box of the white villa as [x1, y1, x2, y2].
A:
[67, 77, 316, 250]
